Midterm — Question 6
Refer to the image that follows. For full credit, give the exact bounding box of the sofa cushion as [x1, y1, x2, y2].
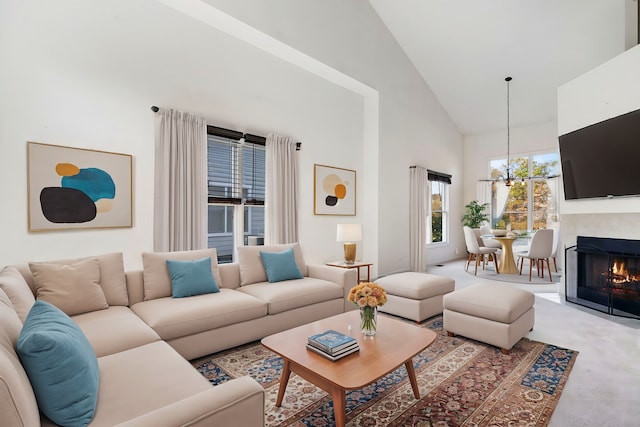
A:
[237, 242, 308, 286]
[91, 341, 211, 426]
[90, 252, 129, 306]
[17, 300, 99, 427]
[166, 257, 220, 298]
[0, 288, 40, 427]
[237, 277, 343, 315]
[259, 248, 304, 283]
[29, 258, 109, 316]
[72, 306, 161, 357]
[142, 249, 223, 301]
[0, 266, 35, 323]
[131, 289, 267, 341]
[17, 252, 129, 306]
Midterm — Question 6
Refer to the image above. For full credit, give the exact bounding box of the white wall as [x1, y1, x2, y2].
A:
[0, 0, 362, 269]
[0, 0, 463, 274]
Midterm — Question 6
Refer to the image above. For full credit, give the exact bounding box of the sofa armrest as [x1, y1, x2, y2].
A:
[114, 376, 264, 427]
[307, 264, 358, 312]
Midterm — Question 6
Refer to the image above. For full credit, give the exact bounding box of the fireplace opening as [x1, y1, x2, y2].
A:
[565, 236, 640, 319]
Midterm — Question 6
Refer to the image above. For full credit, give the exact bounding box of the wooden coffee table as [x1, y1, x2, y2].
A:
[261, 310, 437, 427]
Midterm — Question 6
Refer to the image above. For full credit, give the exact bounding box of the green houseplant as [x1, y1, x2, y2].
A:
[462, 200, 489, 228]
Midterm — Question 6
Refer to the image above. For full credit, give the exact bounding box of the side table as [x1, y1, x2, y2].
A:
[326, 261, 373, 283]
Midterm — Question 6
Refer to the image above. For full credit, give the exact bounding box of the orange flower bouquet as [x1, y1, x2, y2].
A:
[348, 282, 387, 335]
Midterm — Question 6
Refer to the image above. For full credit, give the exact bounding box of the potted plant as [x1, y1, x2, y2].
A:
[462, 200, 489, 228]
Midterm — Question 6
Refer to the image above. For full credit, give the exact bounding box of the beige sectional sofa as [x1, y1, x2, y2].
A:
[0, 243, 356, 426]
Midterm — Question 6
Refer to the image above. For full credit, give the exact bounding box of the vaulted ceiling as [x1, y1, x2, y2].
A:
[370, 0, 634, 136]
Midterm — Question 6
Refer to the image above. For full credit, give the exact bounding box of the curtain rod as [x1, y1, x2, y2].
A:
[151, 105, 301, 150]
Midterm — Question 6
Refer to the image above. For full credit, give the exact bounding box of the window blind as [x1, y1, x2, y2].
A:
[427, 169, 452, 184]
[242, 142, 265, 205]
[208, 134, 241, 204]
[207, 129, 265, 206]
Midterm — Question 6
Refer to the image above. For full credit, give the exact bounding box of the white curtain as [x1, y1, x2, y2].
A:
[476, 180, 492, 225]
[410, 166, 428, 272]
[476, 181, 491, 206]
[547, 177, 560, 222]
[494, 182, 510, 224]
[153, 108, 207, 252]
[265, 133, 298, 244]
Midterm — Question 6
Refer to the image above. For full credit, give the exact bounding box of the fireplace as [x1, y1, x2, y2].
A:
[565, 236, 640, 319]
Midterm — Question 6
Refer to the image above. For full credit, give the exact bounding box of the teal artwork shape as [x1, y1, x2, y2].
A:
[61, 168, 115, 202]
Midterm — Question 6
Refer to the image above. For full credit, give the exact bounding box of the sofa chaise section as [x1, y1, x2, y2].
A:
[42, 341, 265, 427]
[0, 253, 266, 427]
[0, 286, 265, 427]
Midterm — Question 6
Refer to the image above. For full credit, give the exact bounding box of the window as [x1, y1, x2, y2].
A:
[427, 170, 451, 244]
[489, 152, 559, 232]
[207, 127, 265, 263]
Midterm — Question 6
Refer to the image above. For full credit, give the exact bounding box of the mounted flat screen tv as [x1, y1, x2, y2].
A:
[559, 107, 640, 200]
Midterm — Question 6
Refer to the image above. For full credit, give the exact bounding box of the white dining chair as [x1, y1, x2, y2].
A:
[479, 224, 502, 250]
[516, 229, 554, 282]
[463, 226, 500, 275]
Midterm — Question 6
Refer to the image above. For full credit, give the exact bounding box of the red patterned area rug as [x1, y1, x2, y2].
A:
[191, 316, 577, 427]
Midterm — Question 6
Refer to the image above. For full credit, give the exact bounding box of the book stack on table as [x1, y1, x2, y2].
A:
[306, 329, 359, 361]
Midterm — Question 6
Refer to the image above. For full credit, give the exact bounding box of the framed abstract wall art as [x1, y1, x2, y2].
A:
[314, 164, 356, 216]
[27, 141, 133, 231]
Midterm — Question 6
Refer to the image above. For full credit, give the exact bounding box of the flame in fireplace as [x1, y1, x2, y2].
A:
[610, 259, 640, 284]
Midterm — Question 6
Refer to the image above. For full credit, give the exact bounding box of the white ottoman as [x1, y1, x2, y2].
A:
[443, 283, 535, 354]
[375, 272, 455, 322]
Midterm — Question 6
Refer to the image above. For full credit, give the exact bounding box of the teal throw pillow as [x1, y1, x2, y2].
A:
[17, 300, 99, 427]
[259, 248, 304, 283]
[166, 257, 220, 298]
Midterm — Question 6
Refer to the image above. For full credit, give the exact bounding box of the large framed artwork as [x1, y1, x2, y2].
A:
[314, 164, 356, 216]
[27, 141, 133, 231]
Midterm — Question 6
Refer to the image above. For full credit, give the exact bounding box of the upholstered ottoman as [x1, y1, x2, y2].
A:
[443, 283, 534, 354]
[375, 272, 455, 322]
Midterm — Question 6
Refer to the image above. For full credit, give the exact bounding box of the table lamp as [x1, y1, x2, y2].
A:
[336, 224, 362, 264]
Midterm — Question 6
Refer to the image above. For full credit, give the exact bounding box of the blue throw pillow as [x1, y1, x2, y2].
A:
[166, 257, 220, 298]
[259, 248, 304, 283]
[17, 300, 99, 427]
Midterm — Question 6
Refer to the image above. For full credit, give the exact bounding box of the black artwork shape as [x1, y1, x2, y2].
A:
[325, 195, 338, 206]
[40, 187, 97, 223]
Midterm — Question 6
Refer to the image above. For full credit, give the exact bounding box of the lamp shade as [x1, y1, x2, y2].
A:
[336, 224, 362, 242]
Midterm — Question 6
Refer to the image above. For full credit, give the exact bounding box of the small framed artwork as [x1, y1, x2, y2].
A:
[314, 164, 356, 216]
[27, 141, 133, 231]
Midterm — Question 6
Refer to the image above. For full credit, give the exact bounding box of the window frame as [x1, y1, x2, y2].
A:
[488, 151, 560, 231]
[427, 170, 451, 246]
[207, 127, 266, 263]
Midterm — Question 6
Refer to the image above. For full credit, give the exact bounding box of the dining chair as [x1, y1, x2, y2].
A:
[516, 229, 554, 282]
[479, 225, 502, 250]
[463, 226, 500, 275]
